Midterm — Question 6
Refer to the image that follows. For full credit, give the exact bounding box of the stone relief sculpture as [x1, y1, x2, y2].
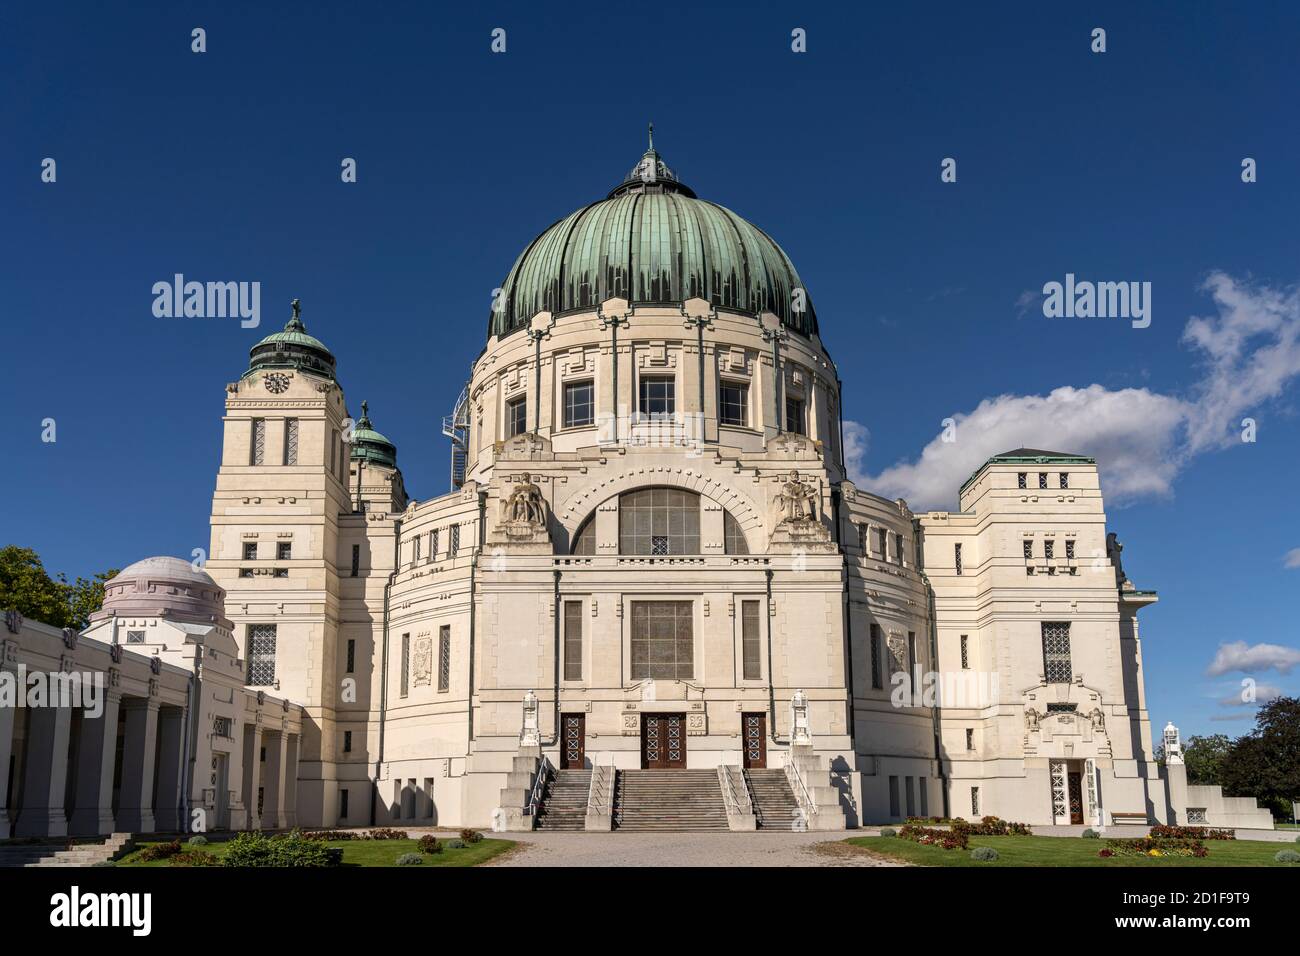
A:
[775, 470, 818, 523]
[1106, 532, 1131, 589]
[1089, 707, 1106, 734]
[505, 472, 547, 526]
[1025, 707, 1041, 732]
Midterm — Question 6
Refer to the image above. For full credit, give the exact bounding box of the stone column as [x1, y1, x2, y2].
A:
[283, 734, 300, 828]
[0, 688, 16, 839]
[69, 690, 121, 835]
[116, 698, 159, 832]
[263, 730, 289, 829]
[151, 706, 186, 831]
[242, 722, 263, 830]
[16, 704, 73, 837]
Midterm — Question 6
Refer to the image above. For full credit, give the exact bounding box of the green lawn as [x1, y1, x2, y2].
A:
[116, 836, 513, 868]
[846, 834, 1298, 867]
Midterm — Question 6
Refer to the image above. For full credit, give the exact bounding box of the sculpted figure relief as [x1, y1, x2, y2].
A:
[1025, 708, 1041, 732]
[776, 469, 818, 523]
[505, 472, 547, 526]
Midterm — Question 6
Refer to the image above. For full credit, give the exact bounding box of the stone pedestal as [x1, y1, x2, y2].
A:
[495, 745, 542, 832]
[768, 519, 836, 554]
[487, 520, 552, 555]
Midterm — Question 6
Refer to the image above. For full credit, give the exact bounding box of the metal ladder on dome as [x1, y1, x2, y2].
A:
[442, 381, 470, 490]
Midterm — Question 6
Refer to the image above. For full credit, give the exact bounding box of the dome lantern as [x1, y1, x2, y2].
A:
[245, 298, 338, 381]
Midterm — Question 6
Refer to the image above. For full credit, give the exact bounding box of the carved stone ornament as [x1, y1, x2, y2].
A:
[110, 642, 123, 664]
[150, 655, 162, 675]
[1025, 708, 1041, 732]
[413, 636, 432, 686]
[504, 472, 547, 526]
[775, 470, 818, 523]
[4, 609, 22, 634]
[790, 688, 812, 746]
[62, 626, 78, 650]
[519, 689, 540, 747]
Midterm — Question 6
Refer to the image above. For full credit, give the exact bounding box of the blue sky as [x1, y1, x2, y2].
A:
[2, 1, 1298, 738]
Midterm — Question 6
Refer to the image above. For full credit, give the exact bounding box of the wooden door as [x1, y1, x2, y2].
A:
[561, 713, 585, 769]
[742, 713, 767, 768]
[641, 714, 686, 769]
[1067, 771, 1084, 824]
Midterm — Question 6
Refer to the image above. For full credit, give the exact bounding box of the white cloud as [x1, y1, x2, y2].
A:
[1284, 548, 1300, 569]
[848, 272, 1300, 511]
[1205, 641, 1300, 677]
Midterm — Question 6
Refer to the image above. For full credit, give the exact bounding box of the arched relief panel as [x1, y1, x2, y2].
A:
[557, 466, 764, 541]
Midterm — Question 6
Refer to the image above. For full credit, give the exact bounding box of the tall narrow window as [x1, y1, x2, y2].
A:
[330, 428, 337, 474]
[907, 631, 917, 685]
[243, 542, 257, 561]
[784, 396, 805, 435]
[400, 633, 410, 698]
[563, 600, 583, 681]
[350, 544, 360, 576]
[1059, 472, 1069, 489]
[1065, 539, 1075, 560]
[857, 523, 868, 553]
[876, 528, 887, 557]
[1042, 621, 1072, 683]
[870, 623, 882, 690]
[638, 376, 675, 416]
[247, 624, 277, 686]
[1023, 539, 1033, 560]
[563, 381, 594, 428]
[719, 381, 748, 427]
[346, 638, 355, 673]
[343, 730, 353, 753]
[971, 786, 980, 815]
[339, 788, 349, 819]
[449, 524, 460, 555]
[437, 626, 451, 692]
[411, 535, 421, 566]
[954, 543, 963, 575]
[430, 528, 440, 556]
[1017, 472, 1027, 489]
[1038, 472, 1048, 489]
[630, 600, 693, 680]
[507, 396, 527, 437]
[723, 510, 749, 555]
[284, 418, 299, 465]
[277, 541, 292, 560]
[966, 728, 975, 751]
[251, 419, 266, 465]
[960, 634, 969, 669]
[1044, 539, 1055, 560]
[894, 533, 905, 566]
[741, 599, 761, 680]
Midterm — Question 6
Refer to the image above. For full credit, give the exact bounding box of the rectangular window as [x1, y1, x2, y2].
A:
[888, 776, 900, 818]
[784, 396, 805, 435]
[430, 529, 440, 556]
[343, 730, 352, 753]
[1044, 539, 1054, 560]
[277, 541, 292, 561]
[857, 524, 867, 553]
[449, 524, 460, 555]
[243, 541, 257, 561]
[1059, 472, 1069, 489]
[438, 625, 451, 692]
[905, 777, 916, 817]
[1065, 539, 1075, 560]
[284, 418, 299, 465]
[412, 535, 421, 566]
[971, 786, 980, 816]
[954, 543, 962, 575]
[251, 419, 266, 465]
[876, 528, 887, 557]
[126, 630, 145, 643]
[1017, 472, 1027, 489]
[960, 635, 969, 670]
[907, 631, 917, 684]
[638, 376, 675, 416]
[894, 532, 905, 566]
[919, 778, 929, 817]
[351, 544, 360, 577]
[563, 600, 583, 681]
[741, 599, 761, 681]
[1023, 539, 1033, 561]
[339, 788, 349, 820]
[400, 633, 410, 698]
[273, 567, 288, 578]
[346, 639, 355, 674]
[870, 623, 882, 690]
[630, 600, 693, 680]
[1042, 621, 1072, 683]
[239, 568, 253, 578]
[1038, 472, 1048, 489]
[719, 381, 749, 427]
[617, 487, 699, 556]
[507, 395, 527, 437]
[563, 380, 594, 428]
[213, 716, 232, 738]
[247, 624, 277, 686]
[966, 728, 975, 751]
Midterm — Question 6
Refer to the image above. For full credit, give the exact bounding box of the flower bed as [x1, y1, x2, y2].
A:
[952, 816, 1031, 836]
[898, 824, 968, 850]
[1103, 837, 1208, 858]
[1149, 824, 1234, 841]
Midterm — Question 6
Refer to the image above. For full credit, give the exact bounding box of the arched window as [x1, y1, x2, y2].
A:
[618, 488, 699, 555]
[723, 510, 749, 555]
[571, 515, 596, 555]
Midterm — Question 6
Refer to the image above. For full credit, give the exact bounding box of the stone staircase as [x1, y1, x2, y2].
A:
[744, 769, 803, 830]
[0, 833, 134, 868]
[535, 770, 592, 831]
[613, 770, 729, 831]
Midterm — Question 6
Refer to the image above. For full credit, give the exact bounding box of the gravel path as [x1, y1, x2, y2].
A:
[484, 831, 908, 867]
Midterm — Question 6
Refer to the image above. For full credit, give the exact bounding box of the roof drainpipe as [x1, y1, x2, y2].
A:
[833, 486, 856, 752]
[371, 516, 402, 826]
[180, 641, 201, 834]
[915, 523, 949, 819]
[544, 567, 562, 746]
[765, 566, 787, 745]
[467, 490, 486, 744]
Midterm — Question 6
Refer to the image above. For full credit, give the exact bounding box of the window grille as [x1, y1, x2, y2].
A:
[563, 381, 594, 428]
[284, 418, 299, 465]
[1042, 622, 1072, 683]
[741, 600, 761, 680]
[437, 626, 450, 692]
[251, 419, 266, 465]
[563, 601, 583, 681]
[247, 624, 277, 686]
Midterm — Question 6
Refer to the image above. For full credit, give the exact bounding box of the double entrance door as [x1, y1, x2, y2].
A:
[640, 714, 686, 769]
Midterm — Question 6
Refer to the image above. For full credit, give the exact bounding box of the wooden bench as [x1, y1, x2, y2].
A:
[1109, 812, 1148, 825]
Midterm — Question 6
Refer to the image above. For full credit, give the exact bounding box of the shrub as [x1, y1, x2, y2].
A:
[904, 816, 954, 825]
[137, 840, 183, 862]
[396, 852, 424, 866]
[170, 850, 218, 867]
[1104, 837, 1208, 858]
[1150, 824, 1235, 841]
[187, 835, 209, 847]
[459, 828, 483, 844]
[970, 846, 999, 862]
[1294, 834, 1300, 844]
[1081, 829, 1099, 839]
[898, 825, 968, 850]
[222, 831, 337, 867]
[417, 835, 442, 854]
[302, 829, 358, 841]
[366, 828, 407, 841]
[1097, 848, 1115, 858]
[879, 827, 897, 838]
[446, 839, 466, 849]
[1275, 849, 1300, 864]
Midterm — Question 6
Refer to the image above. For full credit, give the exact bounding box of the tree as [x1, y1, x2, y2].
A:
[1220, 696, 1300, 821]
[0, 545, 118, 630]
[1182, 733, 1232, 787]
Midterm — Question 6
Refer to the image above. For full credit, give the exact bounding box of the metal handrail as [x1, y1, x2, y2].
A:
[586, 760, 614, 817]
[526, 755, 553, 816]
[719, 766, 752, 815]
[786, 756, 819, 816]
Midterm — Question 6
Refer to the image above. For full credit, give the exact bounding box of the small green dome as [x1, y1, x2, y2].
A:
[487, 131, 818, 340]
[350, 400, 398, 469]
[245, 299, 337, 380]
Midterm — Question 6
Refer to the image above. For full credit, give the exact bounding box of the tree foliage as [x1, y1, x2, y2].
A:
[1183, 733, 1233, 786]
[0, 545, 118, 630]
[1220, 697, 1300, 820]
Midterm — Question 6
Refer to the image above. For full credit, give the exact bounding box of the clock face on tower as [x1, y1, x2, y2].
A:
[264, 372, 290, 394]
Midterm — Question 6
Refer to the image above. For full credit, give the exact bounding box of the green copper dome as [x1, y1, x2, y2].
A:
[488, 133, 818, 339]
[350, 400, 398, 469]
[245, 299, 337, 380]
